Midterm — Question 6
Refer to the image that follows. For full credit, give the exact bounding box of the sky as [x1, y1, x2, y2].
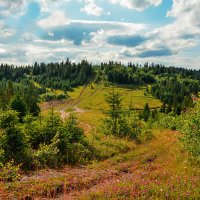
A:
[0, 0, 200, 68]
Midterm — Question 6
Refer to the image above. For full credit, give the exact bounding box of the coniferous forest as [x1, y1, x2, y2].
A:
[0, 60, 199, 114]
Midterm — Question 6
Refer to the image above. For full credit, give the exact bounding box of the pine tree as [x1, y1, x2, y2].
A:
[103, 85, 123, 136]
[10, 95, 27, 120]
[175, 104, 182, 115]
[0, 110, 30, 165]
[142, 103, 151, 122]
[42, 108, 61, 144]
[7, 80, 14, 101]
[166, 105, 172, 114]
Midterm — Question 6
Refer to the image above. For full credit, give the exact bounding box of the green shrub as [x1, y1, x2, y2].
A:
[34, 143, 59, 168]
[179, 103, 200, 164]
[0, 110, 32, 167]
[0, 160, 21, 182]
[137, 127, 154, 143]
[156, 113, 177, 130]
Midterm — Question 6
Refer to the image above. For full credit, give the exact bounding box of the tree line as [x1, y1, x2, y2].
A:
[0, 59, 199, 115]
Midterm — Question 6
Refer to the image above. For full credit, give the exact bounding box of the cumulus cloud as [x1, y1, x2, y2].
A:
[80, 0, 104, 16]
[167, 0, 200, 28]
[40, 20, 147, 45]
[150, 0, 200, 53]
[1, 0, 200, 68]
[39, 0, 70, 12]
[108, 0, 162, 11]
[38, 11, 70, 28]
[0, 0, 27, 16]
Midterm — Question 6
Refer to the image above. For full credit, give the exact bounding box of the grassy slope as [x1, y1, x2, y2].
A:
[1, 130, 199, 199]
[40, 83, 162, 128]
[73, 83, 161, 111]
[1, 84, 199, 199]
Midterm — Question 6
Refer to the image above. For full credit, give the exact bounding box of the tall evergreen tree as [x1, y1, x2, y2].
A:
[103, 85, 123, 136]
[142, 103, 151, 122]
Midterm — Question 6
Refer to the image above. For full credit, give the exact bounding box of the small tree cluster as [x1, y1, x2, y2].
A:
[0, 109, 92, 170]
[102, 86, 152, 140]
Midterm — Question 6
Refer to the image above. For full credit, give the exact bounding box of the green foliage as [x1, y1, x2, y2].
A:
[0, 160, 21, 182]
[142, 103, 151, 122]
[151, 78, 197, 115]
[102, 86, 152, 141]
[0, 109, 18, 128]
[179, 103, 200, 164]
[56, 114, 88, 164]
[156, 113, 177, 130]
[29, 101, 40, 116]
[0, 108, 91, 170]
[42, 108, 61, 145]
[103, 86, 124, 136]
[137, 127, 154, 143]
[10, 95, 27, 119]
[151, 109, 158, 119]
[34, 134, 59, 168]
[0, 110, 31, 166]
[0, 59, 200, 173]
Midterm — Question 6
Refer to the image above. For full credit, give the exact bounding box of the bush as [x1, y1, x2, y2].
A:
[0, 109, 91, 170]
[156, 113, 177, 130]
[0, 160, 21, 182]
[179, 103, 200, 164]
[34, 143, 59, 168]
[137, 127, 154, 144]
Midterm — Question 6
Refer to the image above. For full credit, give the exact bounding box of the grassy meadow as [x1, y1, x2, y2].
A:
[40, 83, 162, 127]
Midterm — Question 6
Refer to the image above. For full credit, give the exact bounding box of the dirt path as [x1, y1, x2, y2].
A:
[59, 107, 95, 133]
[59, 107, 86, 120]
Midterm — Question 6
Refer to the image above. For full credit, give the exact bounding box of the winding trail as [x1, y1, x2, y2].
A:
[59, 107, 96, 134]
[59, 107, 86, 120]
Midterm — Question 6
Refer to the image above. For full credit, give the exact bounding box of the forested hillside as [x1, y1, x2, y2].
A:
[0, 60, 200, 199]
[0, 60, 199, 114]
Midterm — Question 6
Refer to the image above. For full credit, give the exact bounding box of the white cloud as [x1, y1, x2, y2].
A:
[1, 0, 200, 68]
[80, 1, 104, 16]
[0, 0, 27, 16]
[167, 0, 200, 27]
[38, 11, 70, 28]
[0, 22, 16, 38]
[152, 0, 200, 51]
[39, 0, 70, 13]
[20, 32, 35, 42]
[108, 0, 162, 11]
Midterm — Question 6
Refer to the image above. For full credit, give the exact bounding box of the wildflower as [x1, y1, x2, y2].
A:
[186, 191, 190, 197]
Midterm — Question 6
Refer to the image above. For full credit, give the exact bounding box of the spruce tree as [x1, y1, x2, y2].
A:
[103, 85, 123, 136]
[10, 95, 27, 120]
[142, 103, 150, 122]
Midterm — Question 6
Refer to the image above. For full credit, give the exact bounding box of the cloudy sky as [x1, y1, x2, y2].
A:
[0, 0, 200, 68]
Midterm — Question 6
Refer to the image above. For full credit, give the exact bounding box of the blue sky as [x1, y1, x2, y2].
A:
[0, 0, 199, 68]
